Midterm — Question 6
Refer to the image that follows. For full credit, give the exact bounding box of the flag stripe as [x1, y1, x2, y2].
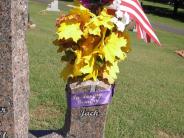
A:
[119, 6, 160, 44]
[122, 0, 151, 24]
[119, 0, 161, 46]
[121, 1, 152, 29]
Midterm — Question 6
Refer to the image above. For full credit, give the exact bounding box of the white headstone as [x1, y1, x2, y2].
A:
[46, 0, 60, 12]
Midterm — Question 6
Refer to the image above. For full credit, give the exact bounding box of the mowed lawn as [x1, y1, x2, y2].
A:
[28, 1, 184, 137]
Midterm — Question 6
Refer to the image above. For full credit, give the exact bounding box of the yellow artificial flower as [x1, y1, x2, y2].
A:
[70, 5, 95, 23]
[103, 32, 127, 63]
[103, 61, 120, 84]
[98, 9, 114, 30]
[122, 33, 131, 53]
[84, 67, 99, 81]
[81, 35, 101, 56]
[61, 63, 74, 80]
[54, 5, 131, 84]
[118, 31, 131, 53]
[57, 22, 83, 43]
[73, 50, 85, 76]
[83, 8, 114, 37]
[80, 55, 95, 74]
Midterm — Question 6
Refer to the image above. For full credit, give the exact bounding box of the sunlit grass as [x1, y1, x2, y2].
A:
[28, 1, 184, 137]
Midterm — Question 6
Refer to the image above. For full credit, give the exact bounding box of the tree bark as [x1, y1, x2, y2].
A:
[173, 0, 179, 16]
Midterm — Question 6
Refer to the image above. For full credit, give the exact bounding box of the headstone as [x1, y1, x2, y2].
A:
[63, 79, 112, 138]
[0, 0, 29, 137]
[46, 0, 60, 12]
[29, 79, 113, 138]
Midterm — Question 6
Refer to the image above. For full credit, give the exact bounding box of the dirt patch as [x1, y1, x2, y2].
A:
[30, 102, 64, 120]
[156, 130, 184, 138]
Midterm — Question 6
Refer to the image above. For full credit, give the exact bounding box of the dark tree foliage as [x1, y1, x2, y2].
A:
[144, 0, 183, 16]
[173, 0, 179, 15]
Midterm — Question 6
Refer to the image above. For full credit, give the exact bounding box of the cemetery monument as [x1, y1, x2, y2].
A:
[0, 0, 29, 137]
[47, 0, 60, 12]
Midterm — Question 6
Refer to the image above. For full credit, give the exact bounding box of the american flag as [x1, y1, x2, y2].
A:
[114, 0, 161, 46]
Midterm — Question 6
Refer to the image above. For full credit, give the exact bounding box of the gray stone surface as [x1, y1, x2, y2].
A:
[40, 133, 63, 138]
[63, 79, 111, 138]
[29, 133, 37, 138]
[0, 0, 29, 137]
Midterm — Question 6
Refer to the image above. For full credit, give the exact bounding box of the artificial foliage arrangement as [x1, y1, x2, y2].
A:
[53, 0, 160, 84]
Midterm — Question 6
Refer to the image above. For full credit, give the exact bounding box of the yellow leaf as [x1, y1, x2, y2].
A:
[80, 55, 95, 74]
[103, 62, 120, 84]
[57, 23, 83, 43]
[83, 8, 114, 37]
[61, 63, 73, 80]
[121, 32, 131, 53]
[82, 56, 99, 81]
[84, 23, 101, 36]
[81, 35, 101, 56]
[97, 9, 114, 30]
[75, 52, 99, 81]
[70, 5, 95, 23]
[84, 68, 98, 81]
[73, 50, 84, 76]
[103, 33, 127, 63]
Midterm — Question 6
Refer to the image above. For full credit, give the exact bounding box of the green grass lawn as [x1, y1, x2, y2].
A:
[28, 1, 184, 137]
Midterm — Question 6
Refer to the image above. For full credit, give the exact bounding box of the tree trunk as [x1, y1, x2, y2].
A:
[173, 0, 179, 16]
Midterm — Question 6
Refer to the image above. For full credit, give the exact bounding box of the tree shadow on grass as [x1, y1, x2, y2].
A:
[29, 130, 54, 137]
[143, 5, 184, 23]
[29, 109, 70, 137]
[29, 129, 65, 137]
[145, 0, 171, 4]
[59, 0, 73, 2]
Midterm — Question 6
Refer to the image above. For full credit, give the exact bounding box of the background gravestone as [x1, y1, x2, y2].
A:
[46, 0, 60, 12]
[0, 0, 29, 137]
